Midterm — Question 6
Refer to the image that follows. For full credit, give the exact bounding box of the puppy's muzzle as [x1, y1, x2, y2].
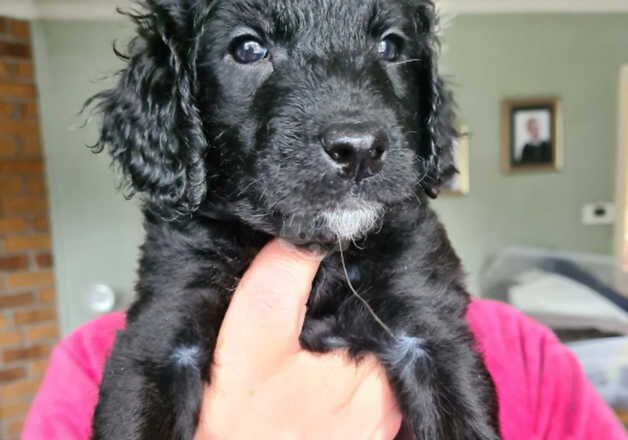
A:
[321, 122, 388, 182]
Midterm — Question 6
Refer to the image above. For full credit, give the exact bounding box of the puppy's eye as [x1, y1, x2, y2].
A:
[230, 37, 269, 64]
[377, 36, 402, 62]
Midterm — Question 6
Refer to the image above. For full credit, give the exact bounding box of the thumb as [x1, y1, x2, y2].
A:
[214, 240, 322, 372]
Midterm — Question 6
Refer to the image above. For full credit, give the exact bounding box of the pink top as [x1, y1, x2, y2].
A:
[22, 300, 627, 439]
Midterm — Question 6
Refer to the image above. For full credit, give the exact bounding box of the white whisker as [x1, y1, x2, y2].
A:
[337, 236, 397, 340]
[385, 58, 422, 67]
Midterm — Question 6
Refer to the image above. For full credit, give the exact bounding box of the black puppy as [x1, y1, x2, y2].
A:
[89, 0, 501, 438]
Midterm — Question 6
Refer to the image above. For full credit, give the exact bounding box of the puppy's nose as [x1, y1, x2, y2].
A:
[321, 123, 388, 182]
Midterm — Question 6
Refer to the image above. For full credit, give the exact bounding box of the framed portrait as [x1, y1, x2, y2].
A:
[501, 97, 561, 173]
[442, 125, 470, 195]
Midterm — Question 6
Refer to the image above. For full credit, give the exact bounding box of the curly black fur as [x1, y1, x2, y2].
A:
[89, 0, 501, 439]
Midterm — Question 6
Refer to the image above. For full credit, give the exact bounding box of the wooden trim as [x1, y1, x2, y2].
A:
[442, 125, 471, 196]
[501, 97, 562, 174]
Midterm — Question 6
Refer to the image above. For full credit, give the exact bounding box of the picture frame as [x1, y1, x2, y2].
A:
[442, 125, 470, 196]
[501, 97, 561, 173]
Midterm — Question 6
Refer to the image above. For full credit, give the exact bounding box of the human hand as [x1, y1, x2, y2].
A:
[194, 240, 402, 440]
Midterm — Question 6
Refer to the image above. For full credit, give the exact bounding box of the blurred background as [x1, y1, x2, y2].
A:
[0, 0, 627, 438]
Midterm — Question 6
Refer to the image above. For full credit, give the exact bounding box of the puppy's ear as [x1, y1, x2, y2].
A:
[415, 2, 458, 199]
[87, 0, 210, 218]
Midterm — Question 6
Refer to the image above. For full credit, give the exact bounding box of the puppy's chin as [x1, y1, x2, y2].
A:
[320, 201, 384, 242]
[276, 199, 385, 245]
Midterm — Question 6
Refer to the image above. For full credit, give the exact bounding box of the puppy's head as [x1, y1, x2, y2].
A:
[90, 0, 457, 243]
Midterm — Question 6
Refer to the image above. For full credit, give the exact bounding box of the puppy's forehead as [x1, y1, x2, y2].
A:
[212, 0, 412, 42]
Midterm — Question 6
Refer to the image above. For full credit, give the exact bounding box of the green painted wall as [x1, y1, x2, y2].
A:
[433, 14, 626, 292]
[31, 15, 627, 335]
[32, 21, 143, 335]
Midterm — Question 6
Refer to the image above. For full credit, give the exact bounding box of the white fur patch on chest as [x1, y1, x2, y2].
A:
[382, 334, 431, 377]
[170, 345, 201, 369]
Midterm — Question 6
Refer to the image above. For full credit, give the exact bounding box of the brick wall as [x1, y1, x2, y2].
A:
[0, 17, 59, 440]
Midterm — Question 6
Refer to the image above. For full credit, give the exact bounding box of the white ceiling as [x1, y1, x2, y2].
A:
[1, 0, 628, 20]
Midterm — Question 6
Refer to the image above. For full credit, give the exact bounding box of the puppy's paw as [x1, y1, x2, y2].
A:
[299, 318, 349, 352]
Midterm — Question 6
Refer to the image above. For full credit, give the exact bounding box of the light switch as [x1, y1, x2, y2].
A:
[582, 202, 616, 225]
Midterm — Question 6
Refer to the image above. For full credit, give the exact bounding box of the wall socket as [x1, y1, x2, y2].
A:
[582, 202, 616, 225]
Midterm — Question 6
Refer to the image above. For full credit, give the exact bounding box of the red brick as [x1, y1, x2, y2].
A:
[0, 100, 19, 118]
[0, 119, 39, 135]
[0, 100, 10, 115]
[0, 175, 23, 194]
[13, 307, 56, 325]
[0, 218, 28, 234]
[0, 159, 43, 175]
[0, 61, 10, 79]
[0, 18, 8, 35]
[0, 136, 18, 157]
[1, 195, 48, 215]
[0, 41, 30, 58]
[30, 359, 48, 377]
[5, 271, 54, 289]
[0, 292, 33, 308]
[0, 367, 26, 383]
[39, 288, 55, 304]
[0, 331, 20, 346]
[5, 271, 53, 289]
[25, 323, 58, 342]
[19, 133, 41, 157]
[3, 235, 50, 252]
[2, 344, 50, 363]
[0, 401, 30, 420]
[8, 416, 25, 436]
[0, 83, 35, 99]
[14, 61, 33, 80]
[0, 379, 41, 401]
[24, 176, 45, 195]
[35, 253, 52, 268]
[0, 62, 32, 86]
[0, 314, 8, 331]
[0, 255, 29, 271]
[8, 21, 30, 41]
[31, 215, 49, 232]
[20, 101, 37, 120]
